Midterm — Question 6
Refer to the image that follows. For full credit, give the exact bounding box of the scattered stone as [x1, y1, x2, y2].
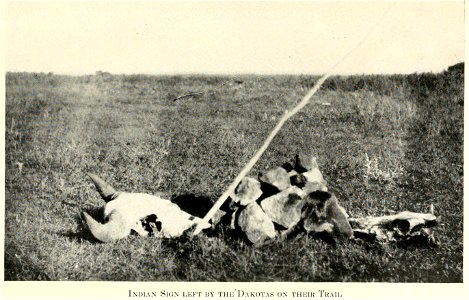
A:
[302, 168, 325, 183]
[300, 191, 352, 239]
[211, 209, 227, 227]
[290, 173, 308, 188]
[301, 191, 330, 232]
[231, 177, 263, 206]
[258, 181, 281, 199]
[260, 186, 306, 229]
[226, 155, 335, 244]
[220, 153, 438, 246]
[237, 202, 277, 245]
[294, 153, 318, 172]
[325, 194, 353, 239]
[303, 181, 328, 194]
[259, 167, 291, 191]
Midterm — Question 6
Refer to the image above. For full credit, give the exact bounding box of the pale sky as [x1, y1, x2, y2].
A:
[4, 1, 466, 75]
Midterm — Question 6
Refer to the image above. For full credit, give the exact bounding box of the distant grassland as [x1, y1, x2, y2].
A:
[4, 69, 463, 281]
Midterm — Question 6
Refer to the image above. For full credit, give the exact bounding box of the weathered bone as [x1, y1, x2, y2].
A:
[349, 211, 438, 229]
[82, 211, 130, 243]
[83, 185, 211, 242]
[87, 173, 118, 202]
[349, 211, 439, 243]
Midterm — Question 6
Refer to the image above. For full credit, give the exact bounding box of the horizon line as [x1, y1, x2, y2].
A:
[5, 64, 463, 78]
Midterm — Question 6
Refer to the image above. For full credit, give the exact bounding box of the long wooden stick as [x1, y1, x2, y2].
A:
[192, 74, 332, 235]
[192, 4, 396, 236]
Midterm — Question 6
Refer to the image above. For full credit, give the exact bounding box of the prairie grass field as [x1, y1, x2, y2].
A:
[4, 69, 464, 281]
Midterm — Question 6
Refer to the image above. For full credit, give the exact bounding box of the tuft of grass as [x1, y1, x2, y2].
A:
[4, 70, 463, 281]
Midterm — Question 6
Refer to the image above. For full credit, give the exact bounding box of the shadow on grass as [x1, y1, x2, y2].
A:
[59, 207, 105, 243]
[170, 194, 215, 219]
[59, 228, 97, 244]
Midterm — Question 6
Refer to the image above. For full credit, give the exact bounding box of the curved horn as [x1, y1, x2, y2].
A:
[82, 211, 130, 243]
[87, 173, 117, 202]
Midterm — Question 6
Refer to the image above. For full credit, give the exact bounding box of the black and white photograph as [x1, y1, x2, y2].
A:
[2, 0, 466, 298]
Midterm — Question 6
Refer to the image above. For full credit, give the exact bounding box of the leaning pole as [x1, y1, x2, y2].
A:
[192, 3, 396, 236]
[192, 73, 332, 235]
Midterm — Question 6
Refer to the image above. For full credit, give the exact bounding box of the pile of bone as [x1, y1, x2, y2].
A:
[223, 153, 439, 246]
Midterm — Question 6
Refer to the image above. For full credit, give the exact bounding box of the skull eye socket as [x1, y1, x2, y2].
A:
[391, 219, 411, 233]
[141, 214, 161, 236]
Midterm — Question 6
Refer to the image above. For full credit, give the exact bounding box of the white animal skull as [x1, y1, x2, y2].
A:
[82, 173, 210, 242]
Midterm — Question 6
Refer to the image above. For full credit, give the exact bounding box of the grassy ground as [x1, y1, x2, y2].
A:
[4, 69, 463, 281]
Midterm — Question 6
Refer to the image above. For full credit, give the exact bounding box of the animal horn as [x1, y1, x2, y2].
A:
[87, 173, 117, 202]
[82, 211, 130, 243]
